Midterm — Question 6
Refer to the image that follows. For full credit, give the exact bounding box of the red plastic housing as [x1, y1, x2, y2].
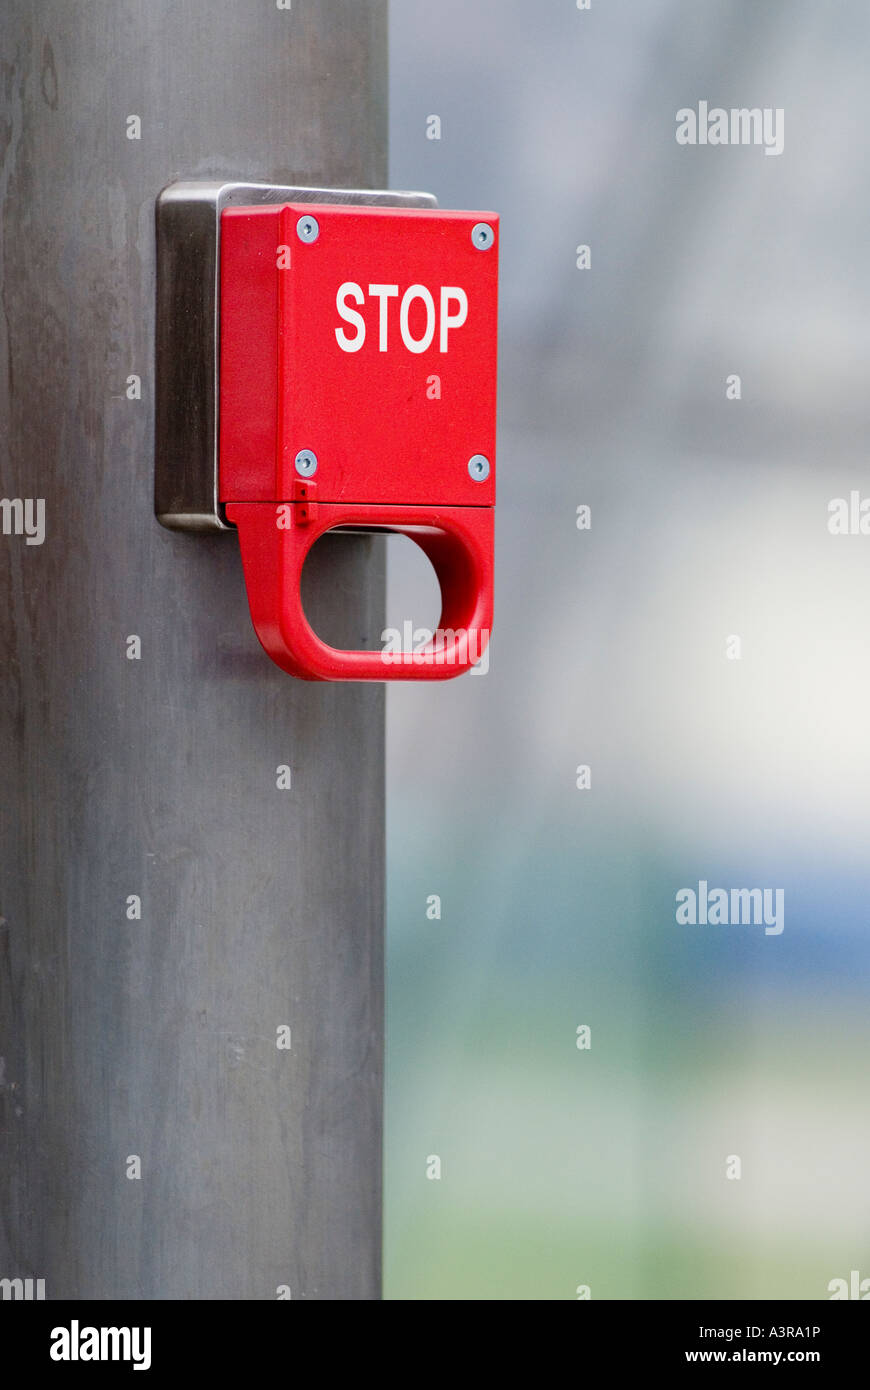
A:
[219, 201, 498, 681]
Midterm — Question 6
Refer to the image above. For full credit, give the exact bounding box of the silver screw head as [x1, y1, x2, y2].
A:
[296, 215, 320, 244]
[468, 454, 491, 481]
[471, 222, 495, 251]
[295, 449, 318, 477]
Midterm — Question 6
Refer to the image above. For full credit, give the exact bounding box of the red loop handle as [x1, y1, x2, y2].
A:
[225, 502, 493, 682]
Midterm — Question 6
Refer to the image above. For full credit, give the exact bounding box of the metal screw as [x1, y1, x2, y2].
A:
[295, 449, 318, 477]
[471, 222, 494, 251]
[468, 454, 490, 481]
[296, 215, 320, 244]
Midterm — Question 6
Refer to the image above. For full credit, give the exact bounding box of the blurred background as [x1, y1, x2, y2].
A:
[385, 0, 870, 1299]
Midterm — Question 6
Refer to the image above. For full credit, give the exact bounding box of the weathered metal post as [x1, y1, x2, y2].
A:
[0, 0, 386, 1300]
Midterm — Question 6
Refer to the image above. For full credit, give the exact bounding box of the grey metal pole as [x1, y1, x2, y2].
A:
[0, 0, 386, 1300]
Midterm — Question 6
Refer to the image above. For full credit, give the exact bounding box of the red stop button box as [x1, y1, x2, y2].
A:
[219, 201, 498, 681]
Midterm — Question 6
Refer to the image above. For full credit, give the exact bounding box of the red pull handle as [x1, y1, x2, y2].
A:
[225, 502, 493, 682]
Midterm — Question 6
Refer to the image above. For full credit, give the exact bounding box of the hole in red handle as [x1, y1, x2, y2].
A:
[301, 530, 442, 655]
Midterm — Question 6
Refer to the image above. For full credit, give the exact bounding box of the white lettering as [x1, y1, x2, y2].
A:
[335, 282, 366, 352]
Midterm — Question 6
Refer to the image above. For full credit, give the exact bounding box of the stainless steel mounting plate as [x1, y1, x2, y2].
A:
[155, 180, 438, 532]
